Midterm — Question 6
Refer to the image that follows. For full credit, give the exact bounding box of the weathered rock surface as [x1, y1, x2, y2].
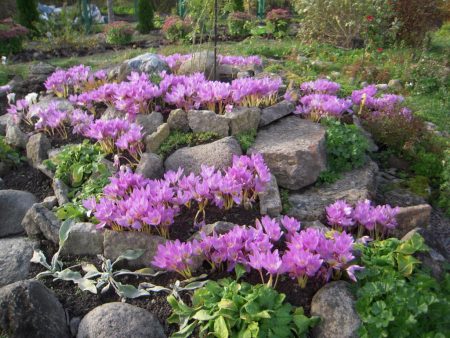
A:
[311, 281, 361, 338]
[289, 161, 378, 221]
[26, 133, 51, 168]
[165, 137, 242, 175]
[224, 107, 261, 135]
[21, 203, 61, 243]
[0, 114, 11, 136]
[118, 53, 170, 81]
[259, 100, 295, 127]
[0, 237, 37, 287]
[0, 280, 70, 338]
[5, 123, 28, 148]
[187, 110, 229, 137]
[392, 204, 432, 238]
[30, 95, 74, 113]
[52, 178, 70, 206]
[178, 51, 216, 80]
[0, 190, 37, 237]
[61, 222, 104, 256]
[167, 109, 189, 132]
[249, 116, 327, 190]
[136, 112, 164, 136]
[77, 302, 166, 338]
[103, 230, 165, 268]
[145, 123, 170, 153]
[136, 152, 164, 179]
[259, 174, 282, 217]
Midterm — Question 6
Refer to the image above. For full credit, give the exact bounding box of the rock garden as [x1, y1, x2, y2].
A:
[0, 1, 449, 338]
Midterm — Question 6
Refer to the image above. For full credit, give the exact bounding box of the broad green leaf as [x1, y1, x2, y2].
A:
[59, 218, 75, 245]
[235, 263, 246, 281]
[171, 320, 198, 338]
[396, 233, 426, 255]
[181, 280, 209, 291]
[71, 163, 84, 186]
[115, 249, 145, 263]
[76, 278, 98, 294]
[56, 269, 82, 281]
[193, 309, 217, 321]
[82, 263, 99, 273]
[214, 316, 229, 338]
[115, 282, 149, 299]
[396, 254, 421, 276]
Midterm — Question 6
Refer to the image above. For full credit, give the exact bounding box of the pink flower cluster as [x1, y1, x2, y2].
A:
[153, 216, 362, 286]
[326, 199, 400, 239]
[295, 94, 352, 121]
[351, 85, 412, 121]
[32, 102, 69, 138]
[300, 79, 341, 95]
[83, 154, 271, 237]
[45, 65, 106, 98]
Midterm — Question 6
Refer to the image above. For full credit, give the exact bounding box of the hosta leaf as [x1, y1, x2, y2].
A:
[397, 254, 421, 276]
[115, 282, 149, 299]
[214, 316, 229, 338]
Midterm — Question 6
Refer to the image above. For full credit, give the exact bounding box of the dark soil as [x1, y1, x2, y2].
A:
[1, 162, 53, 201]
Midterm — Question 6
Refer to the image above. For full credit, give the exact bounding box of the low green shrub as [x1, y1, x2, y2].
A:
[168, 278, 319, 338]
[266, 8, 291, 39]
[137, 0, 154, 34]
[0, 18, 28, 55]
[104, 21, 133, 45]
[280, 188, 292, 214]
[235, 129, 257, 153]
[354, 233, 450, 337]
[438, 149, 450, 216]
[16, 0, 40, 31]
[0, 135, 23, 167]
[227, 11, 252, 38]
[161, 15, 190, 43]
[157, 131, 219, 158]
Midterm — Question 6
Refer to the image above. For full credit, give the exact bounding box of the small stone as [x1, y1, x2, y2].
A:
[259, 174, 282, 217]
[388, 79, 402, 91]
[237, 70, 252, 78]
[103, 230, 166, 268]
[135, 152, 164, 179]
[392, 204, 432, 238]
[61, 222, 104, 256]
[26, 133, 51, 168]
[167, 109, 190, 132]
[259, 100, 295, 127]
[0, 280, 70, 338]
[311, 281, 361, 338]
[21, 203, 61, 243]
[52, 178, 70, 206]
[136, 112, 164, 136]
[224, 107, 261, 135]
[0, 237, 38, 287]
[187, 110, 229, 137]
[5, 123, 28, 149]
[77, 302, 166, 338]
[125, 53, 170, 78]
[101, 106, 123, 120]
[375, 83, 389, 91]
[165, 136, 242, 175]
[145, 123, 170, 153]
[191, 221, 236, 240]
[249, 116, 327, 190]
[0, 190, 37, 238]
[0, 114, 11, 136]
[42, 195, 59, 209]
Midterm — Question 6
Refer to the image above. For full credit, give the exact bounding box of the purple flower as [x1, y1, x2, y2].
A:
[300, 79, 341, 95]
[326, 200, 355, 229]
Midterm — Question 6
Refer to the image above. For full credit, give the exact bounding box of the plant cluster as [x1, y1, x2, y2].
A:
[326, 199, 399, 239]
[16, 0, 40, 31]
[153, 216, 361, 287]
[0, 135, 23, 168]
[84, 154, 271, 237]
[104, 21, 133, 45]
[161, 16, 190, 43]
[227, 11, 253, 37]
[137, 0, 154, 34]
[354, 233, 450, 337]
[0, 18, 28, 55]
[167, 278, 319, 338]
[157, 131, 219, 158]
[265, 8, 291, 38]
[438, 149, 450, 216]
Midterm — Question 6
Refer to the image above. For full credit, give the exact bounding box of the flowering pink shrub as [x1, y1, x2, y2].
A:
[326, 199, 400, 239]
[153, 216, 362, 286]
[266, 8, 291, 22]
[84, 154, 271, 237]
[161, 16, 190, 42]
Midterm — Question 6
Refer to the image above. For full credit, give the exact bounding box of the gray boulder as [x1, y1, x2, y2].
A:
[249, 116, 327, 190]
[30, 95, 74, 113]
[259, 100, 295, 127]
[136, 112, 164, 136]
[0, 237, 38, 287]
[52, 178, 70, 206]
[178, 50, 216, 80]
[187, 110, 229, 137]
[77, 302, 166, 338]
[5, 123, 28, 149]
[165, 136, 242, 175]
[311, 281, 361, 338]
[0, 114, 11, 136]
[0, 280, 70, 338]
[392, 204, 432, 238]
[145, 123, 170, 153]
[167, 109, 190, 132]
[118, 53, 170, 81]
[21, 203, 61, 243]
[0, 190, 37, 237]
[288, 161, 378, 221]
[26, 133, 51, 168]
[224, 107, 261, 135]
[103, 230, 165, 269]
[136, 152, 164, 179]
[259, 174, 282, 217]
[60, 222, 104, 256]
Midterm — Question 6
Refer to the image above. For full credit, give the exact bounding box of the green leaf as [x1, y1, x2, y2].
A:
[171, 320, 198, 338]
[71, 163, 85, 186]
[396, 254, 421, 276]
[235, 263, 246, 281]
[395, 233, 427, 255]
[30, 249, 51, 270]
[193, 309, 217, 321]
[115, 282, 149, 299]
[76, 278, 98, 294]
[59, 218, 75, 245]
[56, 268, 82, 281]
[214, 316, 229, 338]
[114, 249, 145, 263]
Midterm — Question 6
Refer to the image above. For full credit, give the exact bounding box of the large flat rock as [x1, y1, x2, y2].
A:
[0, 190, 37, 237]
[249, 116, 327, 190]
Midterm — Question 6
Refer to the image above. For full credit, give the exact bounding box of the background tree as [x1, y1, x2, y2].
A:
[106, 0, 114, 23]
[15, 0, 39, 31]
[137, 0, 154, 33]
[232, 0, 244, 12]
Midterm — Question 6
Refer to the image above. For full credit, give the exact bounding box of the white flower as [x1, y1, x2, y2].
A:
[6, 92, 16, 104]
[25, 92, 39, 105]
[1, 56, 7, 65]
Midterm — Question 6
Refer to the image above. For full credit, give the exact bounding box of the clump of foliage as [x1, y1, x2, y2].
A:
[280, 188, 292, 214]
[354, 233, 450, 337]
[266, 8, 291, 39]
[228, 11, 252, 37]
[157, 131, 219, 158]
[168, 278, 319, 338]
[438, 149, 450, 216]
[0, 18, 28, 55]
[44, 141, 111, 220]
[137, 0, 154, 34]
[104, 21, 133, 45]
[0, 135, 23, 168]
[161, 15, 190, 42]
[235, 129, 257, 153]
[231, 0, 244, 12]
[16, 0, 39, 31]
[319, 119, 368, 183]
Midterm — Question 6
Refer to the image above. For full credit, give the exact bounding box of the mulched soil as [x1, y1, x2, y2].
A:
[1, 162, 53, 201]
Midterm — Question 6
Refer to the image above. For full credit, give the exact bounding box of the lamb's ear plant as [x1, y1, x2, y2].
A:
[139, 274, 209, 300]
